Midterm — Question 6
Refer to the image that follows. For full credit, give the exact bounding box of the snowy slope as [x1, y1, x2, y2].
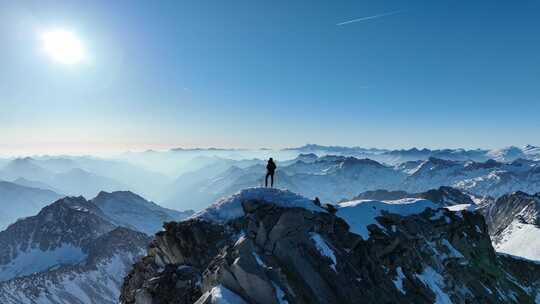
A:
[401, 158, 540, 197]
[190, 187, 325, 223]
[0, 227, 149, 304]
[123, 186, 540, 303]
[91, 191, 193, 235]
[337, 198, 439, 239]
[0, 196, 116, 282]
[494, 220, 540, 261]
[482, 191, 540, 261]
[286, 144, 540, 164]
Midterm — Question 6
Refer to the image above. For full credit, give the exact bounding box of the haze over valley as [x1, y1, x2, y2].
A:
[2, 0, 540, 303]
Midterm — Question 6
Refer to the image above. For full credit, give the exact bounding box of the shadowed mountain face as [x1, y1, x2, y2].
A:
[121, 188, 540, 304]
[480, 191, 540, 260]
[0, 195, 151, 304]
[0, 196, 117, 281]
[351, 186, 479, 207]
[0, 181, 63, 230]
[0, 190, 191, 282]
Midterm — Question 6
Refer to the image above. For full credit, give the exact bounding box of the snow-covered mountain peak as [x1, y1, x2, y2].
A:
[91, 190, 193, 235]
[0, 197, 116, 282]
[189, 187, 325, 223]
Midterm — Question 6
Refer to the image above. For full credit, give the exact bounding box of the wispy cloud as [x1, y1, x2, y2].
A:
[337, 10, 404, 26]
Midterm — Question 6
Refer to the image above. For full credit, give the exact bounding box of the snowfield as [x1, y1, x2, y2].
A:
[0, 243, 87, 282]
[337, 198, 439, 239]
[0, 251, 144, 304]
[494, 220, 540, 261]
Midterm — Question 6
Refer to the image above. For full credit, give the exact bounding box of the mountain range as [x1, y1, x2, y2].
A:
[0, 156, 171, 200]
[162, 154, 540, 211]
[3, 183, 540, 303]
[285, 144, 540, 164]
[0, 191, 193, 303]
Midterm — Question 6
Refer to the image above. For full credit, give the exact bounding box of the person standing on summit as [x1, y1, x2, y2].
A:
[265, 158, 277, 188]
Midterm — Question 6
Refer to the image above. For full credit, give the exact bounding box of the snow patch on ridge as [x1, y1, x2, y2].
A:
[337, 198, 439, 239]
[309, 233, 337, 271]
[415, 267, 453, 304]
[271, 281, 289, 304]
[189, 188, 324, 223]
[209, 284, 247, 304]
[393, 267, 406, 294]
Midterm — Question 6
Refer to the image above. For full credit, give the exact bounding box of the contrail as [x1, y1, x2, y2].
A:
[337, 10, 403, 26]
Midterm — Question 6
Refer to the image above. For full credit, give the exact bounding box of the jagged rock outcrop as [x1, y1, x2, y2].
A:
[121, 188, 540, 304]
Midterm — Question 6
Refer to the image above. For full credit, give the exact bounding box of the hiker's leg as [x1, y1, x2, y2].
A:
[265, 172, 270, 187]
[271, 173, 274, 187]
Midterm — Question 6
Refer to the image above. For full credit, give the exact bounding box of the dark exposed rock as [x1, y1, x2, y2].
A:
[481, 191, 540, 239]
[121, 193, 540, 304]
[351, 186, 476, 207]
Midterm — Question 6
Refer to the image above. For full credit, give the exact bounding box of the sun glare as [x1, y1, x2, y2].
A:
[40, 29, 85, 64]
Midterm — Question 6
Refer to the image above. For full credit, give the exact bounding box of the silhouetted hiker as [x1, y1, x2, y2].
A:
[265, 158, 277, 187]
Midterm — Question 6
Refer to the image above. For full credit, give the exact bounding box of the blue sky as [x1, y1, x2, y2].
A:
[1, 0, 539, 154]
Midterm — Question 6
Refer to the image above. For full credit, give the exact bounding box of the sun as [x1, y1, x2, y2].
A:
[40, 29, 85, 64]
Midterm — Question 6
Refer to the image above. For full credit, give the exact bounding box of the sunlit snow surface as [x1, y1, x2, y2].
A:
[191, 188, 441, 243]
[209, 285, 248, 304]
[309, 232, 337, 271]
[189, 187, 325, 223]
[337, 198, 439, 239]
[444, 204, 472, 212]
[415, 267, 453, 304]
[495, 220, 540, 261]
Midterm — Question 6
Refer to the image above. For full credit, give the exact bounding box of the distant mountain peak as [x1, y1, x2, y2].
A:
[94, 190, 141, 201]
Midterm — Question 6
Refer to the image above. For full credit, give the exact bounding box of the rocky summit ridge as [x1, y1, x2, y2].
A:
[120, 187, 540, 304]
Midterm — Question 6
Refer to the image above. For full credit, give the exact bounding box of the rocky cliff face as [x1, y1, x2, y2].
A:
[481, 191, 540, 260]
[120, 188, 540, 304]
